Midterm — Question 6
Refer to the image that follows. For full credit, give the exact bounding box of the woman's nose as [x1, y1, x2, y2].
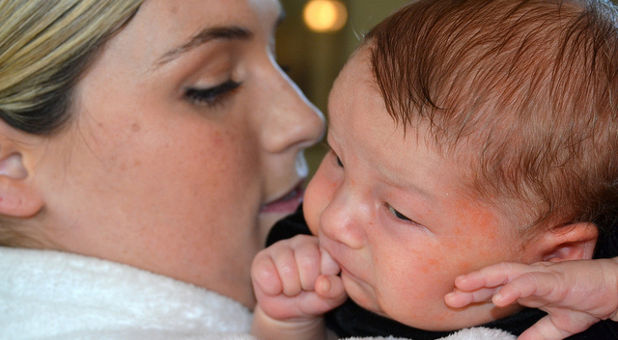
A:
[319, 189, 366, 249]
[259, 66, 325, 153]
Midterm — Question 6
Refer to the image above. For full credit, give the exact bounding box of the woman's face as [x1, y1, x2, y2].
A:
[28, 0, 323, 307]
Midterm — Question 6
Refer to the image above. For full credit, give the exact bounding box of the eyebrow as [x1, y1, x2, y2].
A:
[156, 26, 253, 66]
[329, 128, 434, 200]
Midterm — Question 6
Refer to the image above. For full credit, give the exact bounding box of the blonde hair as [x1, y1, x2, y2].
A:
[0, 0, 143, 246]
[0, 0, 143, 134]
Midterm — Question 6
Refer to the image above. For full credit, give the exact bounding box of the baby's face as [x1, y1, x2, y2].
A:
[304, 46, 535, 330]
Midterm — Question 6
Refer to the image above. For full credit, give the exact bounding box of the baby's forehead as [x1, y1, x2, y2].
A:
[331, 0, 616, 242]
[327, 82, 536, 234]
[328, 47, 376, 100]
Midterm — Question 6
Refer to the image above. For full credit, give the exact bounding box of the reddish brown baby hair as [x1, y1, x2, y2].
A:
[365, 0, 617, 253]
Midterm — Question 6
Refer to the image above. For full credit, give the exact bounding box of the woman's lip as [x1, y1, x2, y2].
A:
[261, 182, 305, 213]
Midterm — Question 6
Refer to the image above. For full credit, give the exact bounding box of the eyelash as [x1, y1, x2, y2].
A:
[185, 80, 241, 107]
[335, 154, 343, 167]
[323, 141, 416, 226]
[324, 142, 344, 168]
[387, 205, 412, 222]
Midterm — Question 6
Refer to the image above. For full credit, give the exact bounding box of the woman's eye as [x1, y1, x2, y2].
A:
[388, 205, 412, 222]
[185, 80, 241, 107]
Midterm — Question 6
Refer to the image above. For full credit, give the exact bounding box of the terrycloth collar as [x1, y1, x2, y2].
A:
[0, 247, 253, 340]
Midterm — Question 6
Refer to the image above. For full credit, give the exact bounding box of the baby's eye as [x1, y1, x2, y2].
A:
[388, 205, 412, 222]
[185, 80, 241, 107]
[335, 154, 343, 168]
[323, 141, 344, 168]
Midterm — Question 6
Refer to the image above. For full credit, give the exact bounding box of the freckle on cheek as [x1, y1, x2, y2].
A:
[420, 258, 438, 274]
[204, 132, 231, 171]
[454, 201, 500, 239]
[426, 257, 438, 267]
[211, 132, 224, 145]
[458, 260, 473, 273]
[434, 310, 451, 322]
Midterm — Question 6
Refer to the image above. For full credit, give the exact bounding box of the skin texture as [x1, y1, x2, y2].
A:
[250, 44, 600, 339]
[446, 259, 618, 340]
[251, 234, 345, 340]
[302, 46, 545, 330]
[9, 0, 324, 308]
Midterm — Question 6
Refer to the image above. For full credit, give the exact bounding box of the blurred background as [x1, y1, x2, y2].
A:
[276, 0, 410, 179]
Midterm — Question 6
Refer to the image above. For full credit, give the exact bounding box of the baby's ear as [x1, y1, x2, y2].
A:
[0, 128, 43, 218]
[529, 222, 598, 262]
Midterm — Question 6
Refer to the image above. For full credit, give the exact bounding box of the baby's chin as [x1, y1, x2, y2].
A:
[343, 272, 526, 332]
[382, 299, 523, 332]
[341, 274, 387, 316]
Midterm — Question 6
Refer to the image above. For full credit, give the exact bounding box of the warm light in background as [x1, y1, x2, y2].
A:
[303, 0, 348, 33]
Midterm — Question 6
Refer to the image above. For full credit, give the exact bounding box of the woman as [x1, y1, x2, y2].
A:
[0, 0, 324, 338]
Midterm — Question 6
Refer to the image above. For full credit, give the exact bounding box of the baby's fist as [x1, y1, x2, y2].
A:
[251, 235, 346, 321]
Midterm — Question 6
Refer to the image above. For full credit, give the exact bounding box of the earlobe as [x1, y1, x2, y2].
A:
[0, 153, 28, 179]
[0, 147, 43, 218]
[0, 176, 43, 217]
[537, 222, 599, 262]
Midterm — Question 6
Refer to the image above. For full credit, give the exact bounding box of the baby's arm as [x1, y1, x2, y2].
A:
[251, 234, 346, 340]
[444, 258, 618, 340]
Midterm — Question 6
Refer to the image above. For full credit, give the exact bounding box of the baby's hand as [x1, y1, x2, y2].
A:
[251, 234, 346, 322]
[445, 259, 618, 340]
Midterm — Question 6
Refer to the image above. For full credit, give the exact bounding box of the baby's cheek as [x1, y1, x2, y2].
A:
[381, 252, 457, 325]
[303, 171, 335, 235]
[440, 227, 508, 280]
[449, 204, 506, 264]
[399, 249, 455, 295]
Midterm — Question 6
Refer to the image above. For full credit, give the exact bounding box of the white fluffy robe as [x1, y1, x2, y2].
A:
[0, 247, 515, 340]
[0, 247, 254, 340]
[347, 327, 516, 340]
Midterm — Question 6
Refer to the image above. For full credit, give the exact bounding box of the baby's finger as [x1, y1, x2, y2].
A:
[297, 288, 348, 316]
[497, 272, 558, 308]
[444, 287, 498, 308]
[320, 248, 341, 276]
[455, 262, 530, 291]
[315, 274, 346, 301]
[271, 245, 302, 296]
[251, 252, 283, 296]
[294, 239, 322, 291]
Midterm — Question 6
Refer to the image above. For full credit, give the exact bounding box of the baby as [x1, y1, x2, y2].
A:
[252, 0, 617, 339]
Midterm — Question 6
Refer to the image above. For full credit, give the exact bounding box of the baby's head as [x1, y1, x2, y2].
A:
[304, 0, 617, 331]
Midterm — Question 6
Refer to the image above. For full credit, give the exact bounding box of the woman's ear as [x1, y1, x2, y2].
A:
[0, 132, 44, 218]
[527, 222, 599, 262]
